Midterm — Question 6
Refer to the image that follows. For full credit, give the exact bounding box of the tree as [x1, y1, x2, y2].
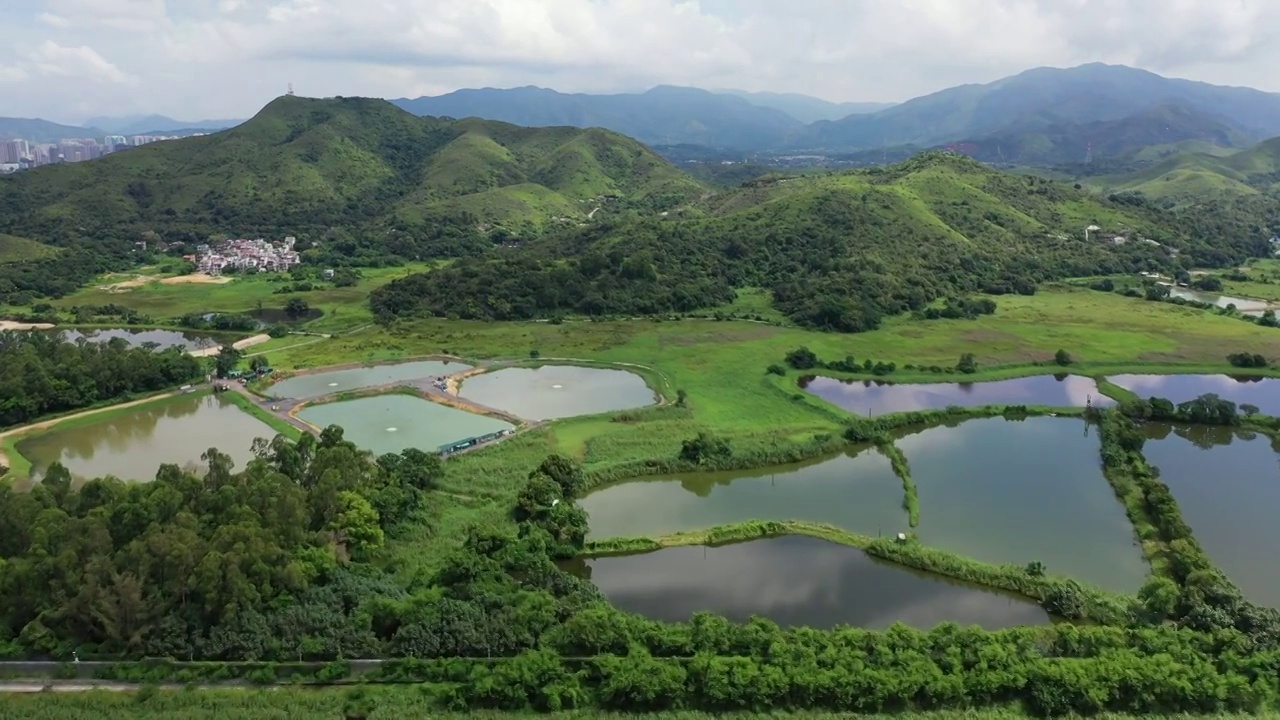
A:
[1241, 403, 1260, 418]
[1054, 349, 1073, 366]
[784, 347, 819, 370]
[679, 432, 732, 465]
[215, 346, 243, 378]
[285, 297, 311, 320]
[956, 353, 977, 374]
[675, 389, 688, 407]
[249, 355, 269, 373]
[329, 491, 384, 558]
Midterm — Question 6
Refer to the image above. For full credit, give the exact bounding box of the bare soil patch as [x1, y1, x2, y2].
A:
[0, 320, 54, 331]
[160, 273, 232, 285]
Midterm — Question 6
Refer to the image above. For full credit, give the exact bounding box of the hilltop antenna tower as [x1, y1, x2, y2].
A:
[287, 83, 295, 96]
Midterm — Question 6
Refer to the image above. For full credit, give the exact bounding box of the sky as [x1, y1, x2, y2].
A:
[1, 0, 1279, 124]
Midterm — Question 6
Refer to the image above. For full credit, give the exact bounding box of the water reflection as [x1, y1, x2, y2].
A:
[1108, 374, 1280, 415]
[568, 536, 1050, 630]
[581, 446, 909, 540]
[1141, 424, 1280, 608]
[56, 327, 218, 351]
[16, 394, 274, 482]
[801, 374, 1114, 416]
[893, 416, 1148, 593]
[1166, 286, 1268, 316]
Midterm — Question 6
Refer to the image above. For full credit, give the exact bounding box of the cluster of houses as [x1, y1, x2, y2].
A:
[192, 237, 302, 275]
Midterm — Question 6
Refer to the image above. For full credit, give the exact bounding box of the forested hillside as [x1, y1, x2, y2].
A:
[371, 152, 1270, 332]
[0, 96, 701, 257]
[0, 95, 703, 303]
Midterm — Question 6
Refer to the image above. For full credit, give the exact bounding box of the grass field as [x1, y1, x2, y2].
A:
[215, 282, 1280, 578]
[31, 264, 430, 334]
[0, 233, 58, 263]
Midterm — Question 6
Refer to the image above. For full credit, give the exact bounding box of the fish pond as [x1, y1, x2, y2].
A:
[566, 536, 1050, 630]
[296, 394, 513, 455]
[266, 360, 471, 400]
[459, 365, 657, 421]
[1166, 286, 1269, 316]
[1140, 424, 1280, 609]
[801, 374, 1113, 417]
[892, 416, 1148, 592]
[58, 327, 219, 351]
[1108, 374, 1280, 415]
[581, 446, 909, 541]
[16, 393, 274, 482]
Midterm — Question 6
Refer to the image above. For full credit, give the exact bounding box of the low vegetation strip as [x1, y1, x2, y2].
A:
[877, 440, 919, 526]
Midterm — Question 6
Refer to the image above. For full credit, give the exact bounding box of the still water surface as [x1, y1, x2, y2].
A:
[1166, 286, 1269, 316]
[581, 447, 908, 540]
[1107, 374, 1280, 415]
[567, 536, 1050, 630]
[297, 394, 513, 455]
[460, 365, 656, 420]
[17, 393, 274, 481]
[1140, 424, 1280, 608]
[894, 416, 1148, 592]
[59, 327, 218, 351]
[802, 374, 1113, 416]
[266, 360, 471, 399]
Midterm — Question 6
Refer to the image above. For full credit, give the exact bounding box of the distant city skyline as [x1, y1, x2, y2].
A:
[0, 132, 193, 172]
[1, 1, 1279, 122]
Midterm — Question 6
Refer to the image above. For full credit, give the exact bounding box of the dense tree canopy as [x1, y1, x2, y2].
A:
[0, 430, 442, 660]
[372, 153, 1270, 332]
[4, 430, 1280, 715]
[0, 331, 204, 430]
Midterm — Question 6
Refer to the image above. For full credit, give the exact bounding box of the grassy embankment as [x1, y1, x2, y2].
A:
[218, 391, 304, 441]
[223, 283, 1280, 581]
[3, 692, 1251, 720]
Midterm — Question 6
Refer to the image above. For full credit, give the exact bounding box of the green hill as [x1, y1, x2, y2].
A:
[372, 151, 1251, 332]
[0, 96, 704, 250]
[0, 233, 57, 263]
[1091, 137, 1280, 200]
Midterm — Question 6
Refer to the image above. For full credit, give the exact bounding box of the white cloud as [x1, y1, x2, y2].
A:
[37, 12, 69, 28]
[3, 0, 1280, 122]
[27, 41, 137, 85]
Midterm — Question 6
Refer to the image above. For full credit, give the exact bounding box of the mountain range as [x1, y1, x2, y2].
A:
[1, 93, 1269, 331]
[0, 95, 700, 248]
[7, 64, 1280, 168]
[787, 64, 1280, 163]
[84, 115, 245, 136]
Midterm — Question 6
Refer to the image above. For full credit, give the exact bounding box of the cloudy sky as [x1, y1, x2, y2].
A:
[1, 0, 1277, 124]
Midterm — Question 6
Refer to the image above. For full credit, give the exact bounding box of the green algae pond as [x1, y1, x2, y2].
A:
[265, 359, 472, 400]
[459, 365, 656, 421]
[296, 394, 513, 455]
